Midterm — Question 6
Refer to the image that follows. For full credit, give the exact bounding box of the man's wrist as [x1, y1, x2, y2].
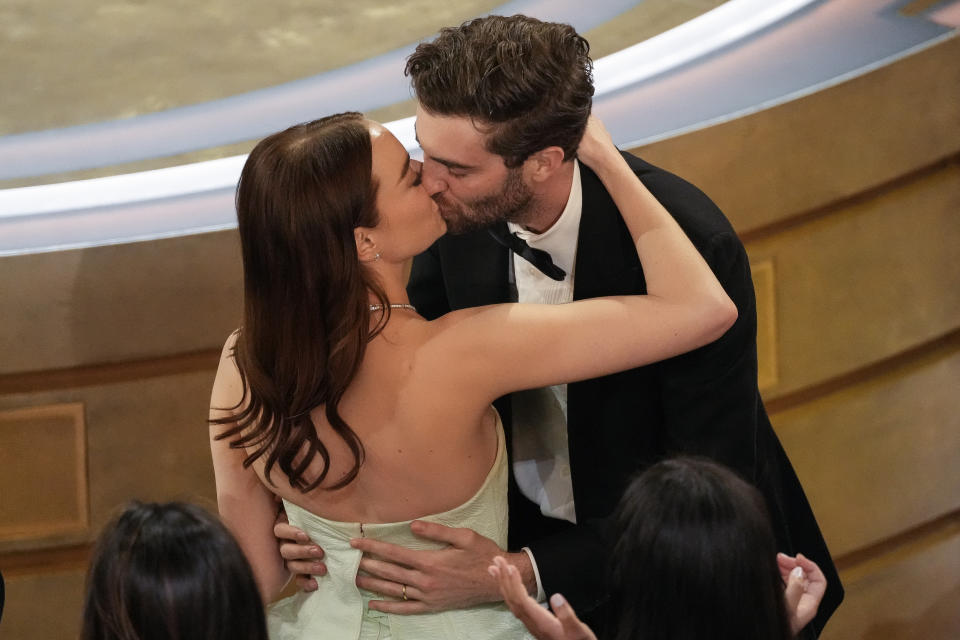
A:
[513, 548, 544, 600]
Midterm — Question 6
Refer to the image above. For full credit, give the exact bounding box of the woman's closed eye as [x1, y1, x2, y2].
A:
[411, 166, 423, 187]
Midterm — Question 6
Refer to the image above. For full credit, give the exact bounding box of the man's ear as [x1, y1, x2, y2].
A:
[524, 146, 567, 183]
[354, 227, 379, 262]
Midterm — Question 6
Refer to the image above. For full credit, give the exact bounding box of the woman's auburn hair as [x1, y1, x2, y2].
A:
[212, 112, 390, 491]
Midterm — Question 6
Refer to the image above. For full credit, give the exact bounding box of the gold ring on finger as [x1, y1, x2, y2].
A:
[402, 584, 408, 601]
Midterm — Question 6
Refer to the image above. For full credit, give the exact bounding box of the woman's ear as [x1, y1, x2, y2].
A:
[354, 227, 380, 263]
[524, 146, 567, 183]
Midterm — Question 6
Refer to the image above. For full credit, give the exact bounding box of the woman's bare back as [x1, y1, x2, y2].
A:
[243, 312, 500, 524]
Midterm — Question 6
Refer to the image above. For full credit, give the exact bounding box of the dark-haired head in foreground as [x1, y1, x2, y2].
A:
[81, 501, 267, 640]
[608, 457, 792, 640]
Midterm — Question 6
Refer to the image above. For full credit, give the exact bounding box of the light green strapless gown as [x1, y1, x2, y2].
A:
[267, 411, 534, 639]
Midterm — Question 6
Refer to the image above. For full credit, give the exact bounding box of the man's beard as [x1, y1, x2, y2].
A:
[436, 167, 534, 234]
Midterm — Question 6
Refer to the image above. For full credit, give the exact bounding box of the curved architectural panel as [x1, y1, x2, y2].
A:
[604, 0, 953, 148]
[745, 163, 960, 397]
[634, 34, 960, 234]
[0, 0, 640, 181]
[0, 233, 241, 375]
[774, 334, 960, 556]
[1, 0, 953, 256]
[827, 530, 960, 640]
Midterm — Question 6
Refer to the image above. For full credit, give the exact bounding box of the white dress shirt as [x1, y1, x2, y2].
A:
[508, 161, 583, 600]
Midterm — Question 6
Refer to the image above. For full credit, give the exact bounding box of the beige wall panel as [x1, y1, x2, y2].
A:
[0, 403, 87, 544]
[0, 230, 242, 375]
[631, 36, 960, 233]
[751, 259, 779, 391]
[0, 368, 217, 553]
[3, 569, 86, 640]
[773, 348, 960, 556]
[746, 165, 960, 397]
[823, 524, 960, 640]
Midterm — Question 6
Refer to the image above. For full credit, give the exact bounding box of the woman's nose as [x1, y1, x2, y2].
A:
[419, 160, 446, 196]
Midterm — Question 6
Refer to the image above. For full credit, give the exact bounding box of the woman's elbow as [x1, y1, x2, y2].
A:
[256, 567, 291, 605]
[709, 294, 738, 341]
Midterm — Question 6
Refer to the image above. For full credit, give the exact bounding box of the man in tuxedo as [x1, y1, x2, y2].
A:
[279, 14, 842, 636]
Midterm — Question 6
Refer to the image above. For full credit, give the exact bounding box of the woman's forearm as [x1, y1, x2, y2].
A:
[575, 116, 736, 347]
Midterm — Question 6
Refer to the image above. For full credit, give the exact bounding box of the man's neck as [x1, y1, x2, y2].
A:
[519, 161, 576, 235]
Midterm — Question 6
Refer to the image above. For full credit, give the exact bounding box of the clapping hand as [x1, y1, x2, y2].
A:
[489, 556, 597, 640]
[778, 552, 828, 635]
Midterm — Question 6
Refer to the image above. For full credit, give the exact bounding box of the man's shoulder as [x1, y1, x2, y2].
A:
[618, 150, 690, 187]
[582, 150, 736, 243]
[426, 226, 500, 256]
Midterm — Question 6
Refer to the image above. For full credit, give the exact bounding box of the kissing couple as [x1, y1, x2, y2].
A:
[210, 14, 841, 640]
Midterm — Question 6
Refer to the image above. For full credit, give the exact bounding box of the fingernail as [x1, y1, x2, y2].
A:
[791, 567, 805, 580]
[311, 546, 324, 557]
[550, 593, 566, 608]
[487, 566, 497, 577]
[313, 562, 326, 574]
[297, 533, 310, 542]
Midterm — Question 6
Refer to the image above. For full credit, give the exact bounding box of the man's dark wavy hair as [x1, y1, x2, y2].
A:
[406, 14, 594, 168]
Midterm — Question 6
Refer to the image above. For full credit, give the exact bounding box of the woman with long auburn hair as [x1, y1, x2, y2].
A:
[209, 112, 737, 638]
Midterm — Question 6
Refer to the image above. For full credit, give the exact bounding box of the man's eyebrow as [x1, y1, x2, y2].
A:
[433, 157, 474, 171]
[414, 122, 474, 172]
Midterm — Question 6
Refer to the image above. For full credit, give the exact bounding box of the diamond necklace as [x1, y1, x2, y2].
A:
[369, 303, 417, 312]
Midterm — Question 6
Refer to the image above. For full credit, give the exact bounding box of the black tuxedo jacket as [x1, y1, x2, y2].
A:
[408, 152, 842, 635]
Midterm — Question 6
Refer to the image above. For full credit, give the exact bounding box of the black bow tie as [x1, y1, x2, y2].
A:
[487, 226, 566, 281]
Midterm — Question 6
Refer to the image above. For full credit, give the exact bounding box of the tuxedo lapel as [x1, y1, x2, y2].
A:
[573, 162, 646, 301]
[438, 223, 515, 307]
[566, 161, 648, 522]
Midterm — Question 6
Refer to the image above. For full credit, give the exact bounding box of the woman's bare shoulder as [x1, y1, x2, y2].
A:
[413, 304, 518, 381]
[221, 328, 240, 355]
[211, 330, 243, 407]
[425, 303, 512, 332]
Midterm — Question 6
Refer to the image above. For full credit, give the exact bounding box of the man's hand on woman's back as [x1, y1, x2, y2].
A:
[274, 509, 325, 592]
